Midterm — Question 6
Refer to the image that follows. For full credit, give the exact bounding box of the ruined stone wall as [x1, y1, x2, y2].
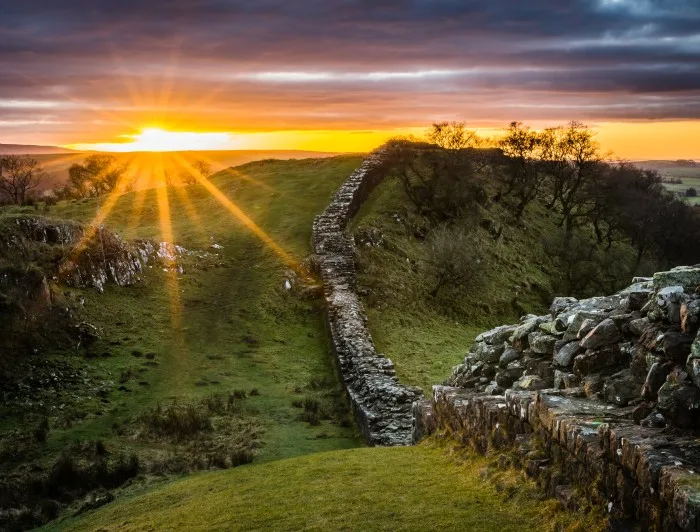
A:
[312, 150, 423, 446]
[414, 267, 700, 530]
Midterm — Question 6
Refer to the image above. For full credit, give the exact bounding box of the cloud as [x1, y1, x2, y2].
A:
[0, 0, 699, 143]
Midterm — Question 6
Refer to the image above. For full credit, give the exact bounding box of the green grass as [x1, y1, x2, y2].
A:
[351, 177, 554, 394]
[642, 164, 700, 205]
[45, 443, 601, 532]
[1, 155, 365, 466]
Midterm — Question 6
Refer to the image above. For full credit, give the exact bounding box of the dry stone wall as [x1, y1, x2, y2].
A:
[312, 150, 423, 446]
[414, 267, 700, 530]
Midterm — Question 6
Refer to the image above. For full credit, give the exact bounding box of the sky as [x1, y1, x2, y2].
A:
[0, 0, 699, 158]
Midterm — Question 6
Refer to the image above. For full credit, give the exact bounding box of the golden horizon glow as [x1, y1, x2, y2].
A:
[67, 128, 235, 152]
[61, 121, 700, 160]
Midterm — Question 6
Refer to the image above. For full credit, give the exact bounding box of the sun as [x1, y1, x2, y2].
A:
[68, 128, 236, 152]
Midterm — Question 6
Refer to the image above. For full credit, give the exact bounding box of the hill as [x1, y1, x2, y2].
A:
[45, 444, 598, 531]
[25, 150, 339, 194]
[0, 143, 77, 154]
[0, 156, 364, 529]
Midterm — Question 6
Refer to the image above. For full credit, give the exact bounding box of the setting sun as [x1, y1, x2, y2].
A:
[68, 128, 236, 152]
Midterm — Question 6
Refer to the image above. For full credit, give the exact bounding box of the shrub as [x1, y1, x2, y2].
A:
[425, 225, 486, 297]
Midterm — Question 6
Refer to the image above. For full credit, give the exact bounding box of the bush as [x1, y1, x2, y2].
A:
[686, 187, 697, 197]
[425, 225, 486, 297]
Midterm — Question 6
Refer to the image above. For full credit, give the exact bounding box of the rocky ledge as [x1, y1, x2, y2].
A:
[312, 150, 423, 446]
[414, 266, 700, 529]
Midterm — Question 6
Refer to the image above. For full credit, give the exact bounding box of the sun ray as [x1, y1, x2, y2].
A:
[170, 153, 299, 271]
[154, 157, 184, 333]
[179, 151, 277, 193]
[62, 159, 136, 265]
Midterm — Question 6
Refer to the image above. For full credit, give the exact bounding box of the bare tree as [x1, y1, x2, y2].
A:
[0, 155, 45, 205]
[67, 154, 128, 198]
[497, 121, 548, 221]
[427, 122, 480, 151]
[181, 159, 212, 185]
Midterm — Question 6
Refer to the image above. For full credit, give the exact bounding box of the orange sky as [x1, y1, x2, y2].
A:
[65, 121, 700, 160]
[4, 2, 700, 161]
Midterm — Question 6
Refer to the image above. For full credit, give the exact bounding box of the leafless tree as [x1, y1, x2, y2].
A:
[0, 155, 45, 205]
[181, 159, 212, 185]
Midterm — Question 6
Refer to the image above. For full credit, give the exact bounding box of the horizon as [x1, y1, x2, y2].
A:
[1, 2, 699, 159]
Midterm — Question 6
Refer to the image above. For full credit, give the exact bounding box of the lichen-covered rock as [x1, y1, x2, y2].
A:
[475, 324, 517, 345]
[528, 332, 557, 355]
[580, 318, 621, 349]
[553, 341, 581, 367]
[653, 266, 700, 292]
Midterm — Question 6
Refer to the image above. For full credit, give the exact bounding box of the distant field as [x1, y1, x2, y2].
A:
[636, 161, 700, 205]
[30, 150, 338, 194]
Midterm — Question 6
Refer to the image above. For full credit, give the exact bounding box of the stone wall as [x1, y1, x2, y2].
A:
[312, 150, 423, 446]
[414, 267, 700, 530]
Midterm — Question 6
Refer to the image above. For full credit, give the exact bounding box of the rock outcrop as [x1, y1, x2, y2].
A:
[312, 150, 423, 446]
[415, 266, 700, 529]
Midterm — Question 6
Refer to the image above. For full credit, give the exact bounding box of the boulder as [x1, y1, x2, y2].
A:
[473, 342, 506, 364]
[657, 383, 700, 429]
[660, 331, 694, 363]
[649, 285, 686, 324]
[513, 374, 551, 391]
[553, 341, 582, 367]
[549, 296, 578, 317]
[627, 290, 652, 311]
[628, 317, 649, 337]
[580, 319, 621, 350]
[573, 346, 623, 376]
[498, 347, 521, 368]
[475, 324, 517, 345]
[553, 370, 580, 390]
[577, 318, 598, 340]
[641, 362, 673, 401]
[652, 266, 700, 292]
[495, 367, 525, 388]
[680, 299, 700, 334]
[528, 332, 557, 356]
[603, 374, 641, 406]
[511, 316, 546, 347]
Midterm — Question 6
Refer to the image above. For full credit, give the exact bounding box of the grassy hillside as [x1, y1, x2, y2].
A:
[46, 443, 603, 532]
[29, 150, 337, 194]
[0, 156, 369, 528]
[351, 177, 556, 393]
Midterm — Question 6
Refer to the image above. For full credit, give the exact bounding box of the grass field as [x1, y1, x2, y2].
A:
[45, 442, 605, 532]
[637, 162, 700, 205]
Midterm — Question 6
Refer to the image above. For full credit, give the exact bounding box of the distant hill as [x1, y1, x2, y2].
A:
[635, 159, 698, 169]
[0, 143, 78, 155]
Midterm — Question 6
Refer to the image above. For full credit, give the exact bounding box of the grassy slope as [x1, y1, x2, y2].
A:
[47, 443, 600, 532]
[2, 155, 364, 465]
[351, 177, 554, 393]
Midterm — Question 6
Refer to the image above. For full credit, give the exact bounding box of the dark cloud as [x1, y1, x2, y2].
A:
[0, 0, 699, 142]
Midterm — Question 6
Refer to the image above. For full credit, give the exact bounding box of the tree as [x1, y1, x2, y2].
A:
[67, 155, 128, 198]
[384, 138, 490, 223]
[540, 121, 604, 239]
[496, 121, 547, 221]
[180, 159, 212, 185]
[0, 155, 45, 205]
[427, 122, 480, 151]
[425, 225, 485, 296]
[686, 188, 697, 198]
